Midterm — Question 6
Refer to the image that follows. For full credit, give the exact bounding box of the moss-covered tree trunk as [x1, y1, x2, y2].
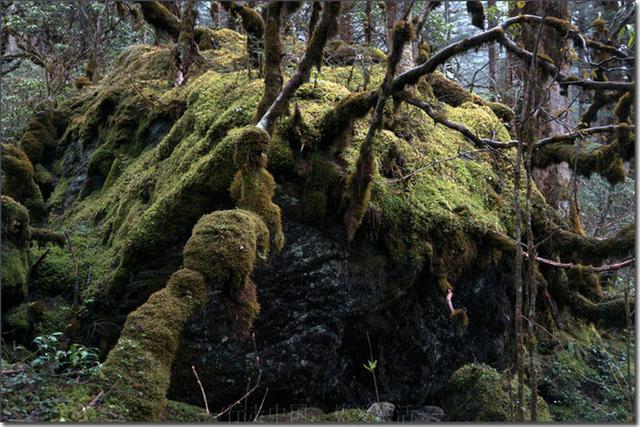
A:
[520, 2, 575, 224]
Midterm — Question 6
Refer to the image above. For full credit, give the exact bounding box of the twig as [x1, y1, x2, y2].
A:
[64, 232, 81, 311]
[253, 387, 269, 422]
[192, 365, 210, 415]
[215, 332, 262, 419]
[30, 249, 50, 275]
[214, 373, 261, 419]
[87, 390, 104, 408]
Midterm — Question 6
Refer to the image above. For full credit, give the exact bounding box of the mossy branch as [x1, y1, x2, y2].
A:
[497, 33, 634, 92]
[396, 92, 517, 149]
[532, 124, 633, 184]
[535, 124, 635, 147]
[221, 2, 265, 69]
[256, 1, 340, 133]
[253, 1, 285, 121]
[342, 20, 414, 242]
[390, 14, 634, 94]
[136, 1, 181, 42]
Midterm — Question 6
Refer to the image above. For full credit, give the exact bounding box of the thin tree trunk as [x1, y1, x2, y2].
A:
[517, 8, 546, 421]
[364, 0, 372, 45]
[487, 0, 498, 93]
[339, 1, 352, 43]
[521, 1, 573, 220]
[384, 0, 397, 49]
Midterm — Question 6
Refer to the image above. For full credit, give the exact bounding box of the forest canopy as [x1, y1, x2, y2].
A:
[0, 0, 636, 423]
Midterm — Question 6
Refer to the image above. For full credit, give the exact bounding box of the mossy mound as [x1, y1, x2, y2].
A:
[5, 297, 72, 339]
[1, 196, 31, 309]
[2, 143, 45, 220]
[444, 363, 552, 422]
[100, 268, 208, 421]
[538, 320, 634, 422]
[183, 209, 270, 337]
[28, 32, 525, 419]
[35, 36, 519, 332]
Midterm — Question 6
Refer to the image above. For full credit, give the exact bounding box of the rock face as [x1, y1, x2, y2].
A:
[169, 212, 514, 413]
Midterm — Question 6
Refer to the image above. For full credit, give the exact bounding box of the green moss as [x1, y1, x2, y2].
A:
[230, 126, 285, 253]
[18, 103, 62, 166]
[1, 143, 45, 220]
[486, 101, 515, 123]
[161, 400, 212, 422]
[6, 302, 32, 332]
[267, 133, 295, 174]
[444, 363, 551, 422]
[427, 71, 483, 107]
[183, 210, 269, 337]
[88, 144, 116, 178]
[1, 196, 30, 307]
[29, 244, 75, 296]
[101, 268, 208, 421]
[5, 297, 71, 338]
[539, 325, 634, 422]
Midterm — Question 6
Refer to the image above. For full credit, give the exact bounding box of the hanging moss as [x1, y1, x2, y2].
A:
[253, 1, 284, 121]
[221, 2, 265, 69]
[308, 1, 322, 39]
[137, 0, 181, 42]
[319, 91, 377, 151]
[533, 140, 628, 185]
[466, 1, 485, 30]
[613, 91, 633, 123]
[18, 104, 61, 166]
[229, 126, 284, 252]
[485, 101, 515, 124]
[579, 91, 617, 126]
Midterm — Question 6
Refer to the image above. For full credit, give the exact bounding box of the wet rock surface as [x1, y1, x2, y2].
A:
[169, 215, 514, 414]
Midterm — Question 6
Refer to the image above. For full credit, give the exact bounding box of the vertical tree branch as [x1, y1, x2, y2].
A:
[256, 1, 340, 133]
[341, 20, 414, 241]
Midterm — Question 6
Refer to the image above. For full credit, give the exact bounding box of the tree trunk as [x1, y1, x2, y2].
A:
[364, 0, 372, 45]
[339, 1, 352, 43]
[384, 0, 397, 49]
[487, 0, 499, 93]
[521, 1, 574, 223]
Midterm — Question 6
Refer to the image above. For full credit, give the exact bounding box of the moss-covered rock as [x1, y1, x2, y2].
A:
[1, 196, 31, 309]
[1, 143, 45, 220]
[5, 297, 72, 339]
[184, 209, 270, 337]
[444, 363, 552, 422]
[160, 400, 213, 422]
[100, 268, 207, 421]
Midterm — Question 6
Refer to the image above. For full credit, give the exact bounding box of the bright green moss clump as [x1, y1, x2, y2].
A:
[229, 126, 285, 252]
[444, 363, 551, 422]
[2, 143, 45, 220]
[100, 268, 208, 421]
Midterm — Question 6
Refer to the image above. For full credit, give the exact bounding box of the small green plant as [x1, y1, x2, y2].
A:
[31, 332, 100, 375]
[364, 332, 380, 403]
